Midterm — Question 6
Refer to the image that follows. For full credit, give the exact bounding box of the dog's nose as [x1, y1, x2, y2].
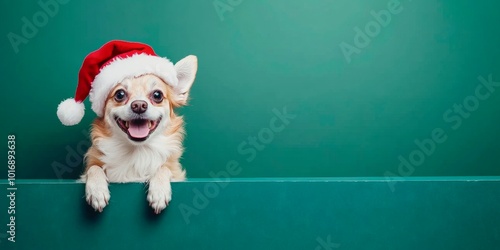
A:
[131, 100, 148, 114]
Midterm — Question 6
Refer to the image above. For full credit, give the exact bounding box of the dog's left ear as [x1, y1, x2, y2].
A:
[173, 55, 198, 105]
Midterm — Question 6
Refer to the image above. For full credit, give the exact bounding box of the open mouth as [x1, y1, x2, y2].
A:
[115, 117, 161, 142]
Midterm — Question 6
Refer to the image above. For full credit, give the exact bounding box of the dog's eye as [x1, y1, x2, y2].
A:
[152, 90, 163, 103]
[114, 90, 127, 102]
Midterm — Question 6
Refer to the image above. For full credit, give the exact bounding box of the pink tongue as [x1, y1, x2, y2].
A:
[128, 122, 149, 138]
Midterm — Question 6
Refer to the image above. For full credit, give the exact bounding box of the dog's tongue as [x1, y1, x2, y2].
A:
[128, 120, 149, 138]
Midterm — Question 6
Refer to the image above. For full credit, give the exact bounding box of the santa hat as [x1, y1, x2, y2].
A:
[57, 40, 180, 126]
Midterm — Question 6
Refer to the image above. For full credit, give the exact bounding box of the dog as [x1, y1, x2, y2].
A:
[81, 55, 197, 214]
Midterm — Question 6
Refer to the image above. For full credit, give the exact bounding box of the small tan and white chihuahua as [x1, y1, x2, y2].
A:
[82, 56, 197, 214]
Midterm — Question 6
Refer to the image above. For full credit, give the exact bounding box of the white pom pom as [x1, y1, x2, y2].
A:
[57, 98, 85, 126]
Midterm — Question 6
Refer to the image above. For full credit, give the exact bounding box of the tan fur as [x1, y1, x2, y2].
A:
[82, 55, 197, 213]
[83, 74, 187, 180]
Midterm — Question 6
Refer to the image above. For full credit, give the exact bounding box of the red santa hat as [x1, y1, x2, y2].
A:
[57, 40, 179, 126]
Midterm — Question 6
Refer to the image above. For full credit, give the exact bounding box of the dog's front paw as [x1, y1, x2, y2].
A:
[147, 179, 172, 214]
[85, 166, 110, 212]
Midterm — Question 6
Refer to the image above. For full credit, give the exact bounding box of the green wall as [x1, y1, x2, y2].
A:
[2, 178, 500, 249]
[1, 0, 499, 179]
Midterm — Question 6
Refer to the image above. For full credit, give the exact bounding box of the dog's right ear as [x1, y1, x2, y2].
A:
[173, 55, 198, 105]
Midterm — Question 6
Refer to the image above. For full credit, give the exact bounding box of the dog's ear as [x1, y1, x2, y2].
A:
[173, 55, 198, 105]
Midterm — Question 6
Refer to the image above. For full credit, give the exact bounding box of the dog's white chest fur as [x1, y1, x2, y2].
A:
[96, 134, 179, 182]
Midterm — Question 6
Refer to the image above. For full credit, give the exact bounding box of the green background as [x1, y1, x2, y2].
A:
[1, 0, 499, 179]
[2, 178, 500, 249]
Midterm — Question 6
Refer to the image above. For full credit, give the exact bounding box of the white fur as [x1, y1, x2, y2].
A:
[85, 165, 110, 212]
[81, 56, 197, 213]
[92, 77, 183, 183]
[81, 88, 182, 214]
[147, 167, 173, 214]
[57, 98, 85, 126]
[89, 53, 178, 117]
[95, 132, 182, 182]
[174, 55, 198, 104]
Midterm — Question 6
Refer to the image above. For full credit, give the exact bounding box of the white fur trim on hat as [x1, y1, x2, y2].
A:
[89, 53, 178, 117]
[57, 98, 85, 126]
